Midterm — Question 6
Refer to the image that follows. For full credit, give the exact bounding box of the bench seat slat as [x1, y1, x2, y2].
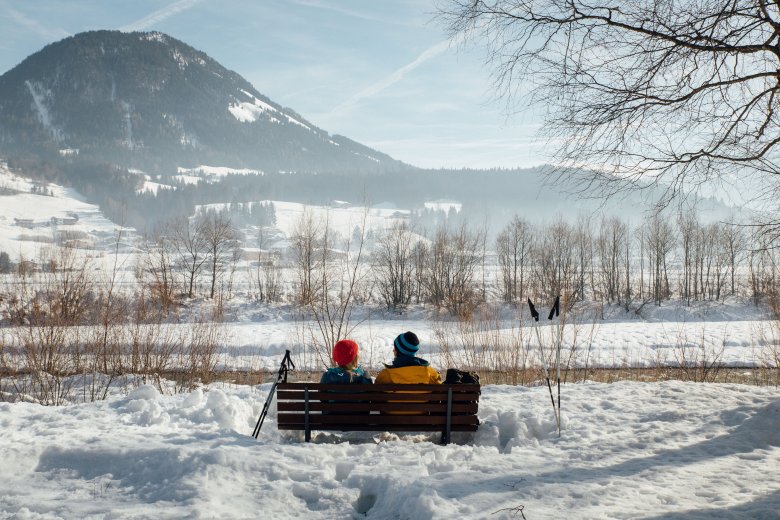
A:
[278, 383, 480, 393]
[277, 402, 479, 413]
[277, 391, 479, 401]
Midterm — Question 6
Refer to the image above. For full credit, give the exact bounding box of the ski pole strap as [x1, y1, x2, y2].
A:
[527, 298, 539, 321]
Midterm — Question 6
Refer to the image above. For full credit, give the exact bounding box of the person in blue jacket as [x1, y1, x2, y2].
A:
[320, 339, 372, 385]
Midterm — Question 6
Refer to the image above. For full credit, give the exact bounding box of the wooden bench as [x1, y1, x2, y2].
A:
[276, 383, 481, 444]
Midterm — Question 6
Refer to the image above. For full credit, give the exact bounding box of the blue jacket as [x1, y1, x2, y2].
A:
[319, 367, 373, 385]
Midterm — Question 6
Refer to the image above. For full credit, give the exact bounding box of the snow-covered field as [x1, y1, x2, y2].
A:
[214, 312, 776, 372]
[1, 381, 777, 519]
[1, 304, 775, 375]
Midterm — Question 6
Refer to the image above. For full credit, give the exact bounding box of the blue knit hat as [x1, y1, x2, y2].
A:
[393, 331, 420, 357]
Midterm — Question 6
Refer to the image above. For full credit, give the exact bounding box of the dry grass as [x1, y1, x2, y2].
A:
[234, 366, 778, 387]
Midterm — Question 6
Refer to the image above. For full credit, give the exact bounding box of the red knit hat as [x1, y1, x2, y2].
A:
[332, 339, 359, 367]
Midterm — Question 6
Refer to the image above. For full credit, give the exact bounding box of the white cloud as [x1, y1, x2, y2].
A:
[119, 0, 207, 32]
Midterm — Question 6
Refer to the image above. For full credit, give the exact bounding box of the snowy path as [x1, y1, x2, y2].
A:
[1, 381, 778, 518]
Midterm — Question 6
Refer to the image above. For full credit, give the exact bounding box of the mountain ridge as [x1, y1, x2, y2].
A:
[0, 30, 409, 175]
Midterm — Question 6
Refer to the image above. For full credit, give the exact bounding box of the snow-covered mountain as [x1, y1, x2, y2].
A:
[0, 30, 406, 175]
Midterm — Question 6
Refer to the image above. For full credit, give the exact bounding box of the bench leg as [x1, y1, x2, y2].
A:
[442, 387, 453, 445]
[304, 386, 311, 442]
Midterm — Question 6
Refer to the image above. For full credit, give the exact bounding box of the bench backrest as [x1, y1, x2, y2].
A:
[276, 383, 481, 444]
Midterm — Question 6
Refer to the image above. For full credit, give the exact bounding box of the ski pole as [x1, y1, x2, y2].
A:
[252, 350, 295, 439]
[548, 295, 561, 437]
[528, 298, 559, 431]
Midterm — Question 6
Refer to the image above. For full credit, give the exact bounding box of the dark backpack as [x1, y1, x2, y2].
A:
[444, 368, 480, 385]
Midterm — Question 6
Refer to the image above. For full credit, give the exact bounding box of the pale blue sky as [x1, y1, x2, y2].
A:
[0, 0, 547, 169]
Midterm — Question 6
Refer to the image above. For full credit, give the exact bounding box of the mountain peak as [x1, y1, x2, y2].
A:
[0, 30, 403, 175]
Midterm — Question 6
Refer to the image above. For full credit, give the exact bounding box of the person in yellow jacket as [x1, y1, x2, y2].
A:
[375, 331, 441, 384]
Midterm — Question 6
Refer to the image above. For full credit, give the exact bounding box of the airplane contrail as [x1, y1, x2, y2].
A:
[5, 7, 70, 41]
[119, 0, 207, 32]
[329, 38, 456, 117]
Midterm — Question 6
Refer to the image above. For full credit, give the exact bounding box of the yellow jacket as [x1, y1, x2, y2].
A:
[375, 365, 442, 385]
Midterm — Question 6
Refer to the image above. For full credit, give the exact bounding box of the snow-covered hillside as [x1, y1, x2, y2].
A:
[1, 381, 777, 518]
[0, 163, 132, 262]
[0, 162, 420, 259]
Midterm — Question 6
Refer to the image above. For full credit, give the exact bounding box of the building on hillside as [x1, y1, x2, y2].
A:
[14, 218, 34, 229]
[244, 249, 282, 265]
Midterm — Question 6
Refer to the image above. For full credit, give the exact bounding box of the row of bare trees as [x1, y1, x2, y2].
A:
[370, 211, 776, 314]
[138, 209, 241, 308]
[492, 212, 764, 309]
[372, 222, 485, 316]
[4, 208, 776, 322]
[240, 208, 777, 316]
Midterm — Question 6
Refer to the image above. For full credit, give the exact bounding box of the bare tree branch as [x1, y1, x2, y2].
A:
[438, 0, 780, 215]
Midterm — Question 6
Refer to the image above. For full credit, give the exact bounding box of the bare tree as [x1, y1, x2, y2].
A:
[290, 209, 323, 305]
[710, 223, 731, 300]
[411, 239, 428, 304]
[439, 1, 780, 213]
[306, 209, 370, 367]
[421, 223, 483, 315]
[447, 224, 484, 314]
[644, 215, 676, 305]
[623, 222, 633, 308]
[170, 216, 208, 299]
[374, 222, 417, 309]
[140, 232, 177, 313]
[535, 219, 578, 302]
[722, 221, 748, 295]
[252, 226, 283, 303]
[678, 210, 733, 303]
[39, 245, 94, 325]
[574, 218, 594, 302]
[678, 210, 699, 305]
[201, 211, 240, 299]
[596, 217, 628, 304]
[636, 224, 646, 301]
[496, 215, 534, 303]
